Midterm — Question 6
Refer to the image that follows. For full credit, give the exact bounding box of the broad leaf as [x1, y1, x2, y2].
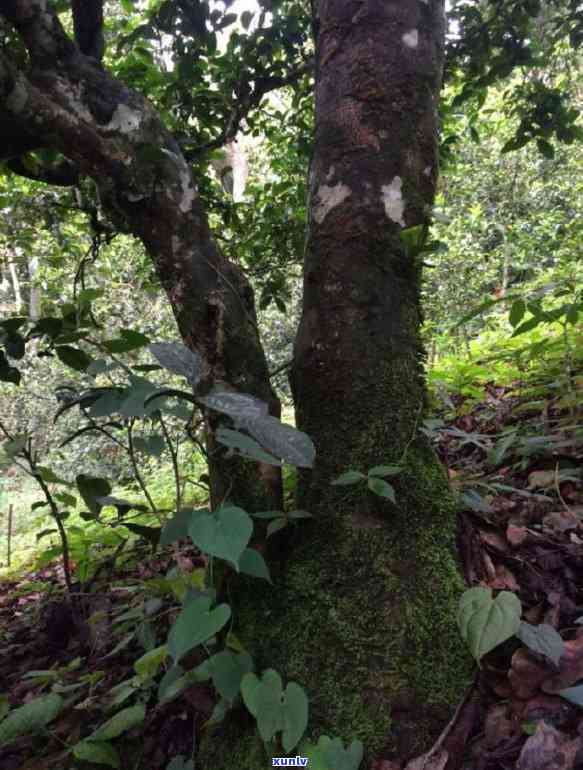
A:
[239, 548, 271, 582]
[331, 471, 365, 486]
[367, 477, 396, 502]
[207, 650, 254, 702]
[188, 506, 253, 568]
[103, 329, 150, 354]
[0, 694, 63, 746]
[55, 345, 92, 372]
[242, 415, 316, 468]
[241, 670, 308, 750]
[168, 597, 231, 663]
[88, 704, 146, 741]
[199, 388, 269, 421]
[76, 475, 112, 516]
[73, 741, 120, 768]
[302, 736, 364, 770]
[160, 508, 208, 546]
[458, 587, 521, 663]
[517, 622, 564, 667]
[134, 645, 168, 679]
[216, 427, 282, 466]
[149, 342, 202, 386]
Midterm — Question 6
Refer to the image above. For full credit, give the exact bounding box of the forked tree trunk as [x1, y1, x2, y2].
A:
[203, 1, 470, 767]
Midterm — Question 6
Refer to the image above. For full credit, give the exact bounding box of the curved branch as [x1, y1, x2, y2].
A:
[4, 155, 80, 186]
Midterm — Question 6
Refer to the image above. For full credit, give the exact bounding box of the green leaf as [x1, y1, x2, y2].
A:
[208, 650, 253, 702]
[331, 471, 365, 486]
[160, 508, 208, 546]
[367, 477, 396, 502]
[509, 299, 526, 328]
[457, 587, 521, 663]
[133, 434, 165, 457]
[37, 466, 70, 485]
[199, 388, 269, 421]
[536, 138, 555, 159]
[241, 670, 308, 750]
[243, 415, 316, 468]
[76, 475, 112, 516]
[73, 741, 120, 768]
[55, 345, 92, 371]
[123, 523, 161, 547]
[0, 694, 63, 747]
[149, 342, 202, 386]
[168, 597, 231, 664]
[266, 518, 287, 538]
[216, 427, 282, 466]
[281, 682, 309, 753]
[517, 622, 564, 667]
[103, 329, 150, 354]
[302, 736, 364, 770]
[367, 465, 402, 478]
[188, 506, 253, 568]
[88, 704, 146, 741]
[239, 548, 271, 582]
[3, 437, 26, 457]
[511, 316, 544, 337]
[134, 645, 168, 679]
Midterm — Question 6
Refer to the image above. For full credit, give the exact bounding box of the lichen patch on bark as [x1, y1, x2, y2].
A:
[402, 29, 419, 48]
[106, 102, 143, 133]
[381, 177, 406, 227]
[313, 181, 351, 224]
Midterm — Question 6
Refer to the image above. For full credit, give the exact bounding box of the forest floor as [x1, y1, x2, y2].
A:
[1, 376, 583, 770]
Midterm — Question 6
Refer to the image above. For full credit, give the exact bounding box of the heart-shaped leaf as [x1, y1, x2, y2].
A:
[458, 587, 521, 663]
[168, 597, 231, 663]
[188, 506, 253, 568]
[239, 548, 271, 582]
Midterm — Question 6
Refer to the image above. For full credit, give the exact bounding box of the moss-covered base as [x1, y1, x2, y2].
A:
[198, 447, 472, 769]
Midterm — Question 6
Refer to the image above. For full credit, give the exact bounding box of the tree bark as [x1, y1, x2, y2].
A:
[0, 1, 281, 511]
[202, 2, 470, 768]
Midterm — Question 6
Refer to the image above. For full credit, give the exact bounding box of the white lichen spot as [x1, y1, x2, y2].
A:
[313, 182, 351, 224]
[381, 178, 406, 227]
[178, 166, 197, 213]
[423, 165, 432, 177]
[107, 103, 143, 134]
[402, 29, 419, 49]
[326, 165, 336, 181]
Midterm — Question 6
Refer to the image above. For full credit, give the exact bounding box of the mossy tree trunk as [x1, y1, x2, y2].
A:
[291, 0, 468, 761]
[203, 2, 470, 769]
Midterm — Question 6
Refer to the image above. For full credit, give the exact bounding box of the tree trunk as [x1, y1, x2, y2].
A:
[202, 2, 470, 768]
[288, 0, 469, 756]
[0, 3, 281, 511]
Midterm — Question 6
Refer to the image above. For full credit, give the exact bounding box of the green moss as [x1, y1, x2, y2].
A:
[197, 444, 472, 769]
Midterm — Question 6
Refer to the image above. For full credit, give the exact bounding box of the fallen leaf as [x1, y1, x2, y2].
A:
[507, 523, 528, 547]
[528, 471, 556, 490]
[543, 511, 580, 533]
[516, 721, 577, 770]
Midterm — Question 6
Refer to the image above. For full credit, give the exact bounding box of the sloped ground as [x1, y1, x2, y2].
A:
[1, 377, 583, 770]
